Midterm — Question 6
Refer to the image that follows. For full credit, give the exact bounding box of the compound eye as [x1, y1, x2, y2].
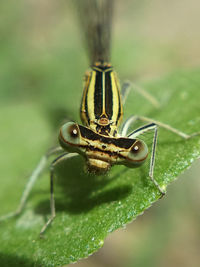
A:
[59, 122, 81, 146]
[127, 140, 148, 163]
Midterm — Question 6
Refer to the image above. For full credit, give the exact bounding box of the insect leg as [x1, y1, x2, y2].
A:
[121, 115, 161, 137]
[148, 126, 166, 196]
[125, 115, 200, 139]
[127, 122, 157, 138]
[121, 81, 160, 108]
[121, 81, 131, 105]
[0, 146, 64, 222]
[120, 115, 139, 136]
[127, 123, 165, 196]
[40, 153, 78, 236]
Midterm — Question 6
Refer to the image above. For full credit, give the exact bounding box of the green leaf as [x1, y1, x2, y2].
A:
[0, 68, 200, 267]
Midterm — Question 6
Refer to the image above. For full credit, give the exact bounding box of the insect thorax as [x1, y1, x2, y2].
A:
[80, 62, 123, 137]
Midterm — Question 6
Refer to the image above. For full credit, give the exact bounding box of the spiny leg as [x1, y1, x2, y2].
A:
[40, 153, 78, 236]
[148, 126, 165, 197]
[0, 146, 64, 222]
[121, 115, 200, 139]
[121, 115, 138, 136]
[127, 122, 166, 196]
[127, 122, 156, 138]
[121, 81, 160, 108]
[121, 81, 131, 105]
[122, 113, 200, 195]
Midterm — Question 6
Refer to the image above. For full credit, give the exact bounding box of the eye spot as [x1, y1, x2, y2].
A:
[68, 124, 79, 138]
[133, 145, 139, 151]
[132, 145, 139, 154]
[102, 144, 107, 149]
[131, 141, 143, 154]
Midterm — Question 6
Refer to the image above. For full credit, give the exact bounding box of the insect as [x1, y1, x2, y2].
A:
[0, 0, 199, 236]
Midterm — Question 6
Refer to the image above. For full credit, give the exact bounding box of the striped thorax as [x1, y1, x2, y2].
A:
[80, 62, 123, 137]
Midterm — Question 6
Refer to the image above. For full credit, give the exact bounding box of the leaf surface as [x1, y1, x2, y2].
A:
[0, 68, 200, 266]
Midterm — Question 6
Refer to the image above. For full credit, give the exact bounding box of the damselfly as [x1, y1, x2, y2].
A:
[0, 0, 199, 235]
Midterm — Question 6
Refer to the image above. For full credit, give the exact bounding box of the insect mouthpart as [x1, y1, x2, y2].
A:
[86, 157, 111, 175]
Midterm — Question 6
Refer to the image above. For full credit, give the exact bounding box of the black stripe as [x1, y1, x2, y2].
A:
[105, 71, 113, 119]
[127, 123, 156, 137]
[84, 87, 89, 124]
[84, 146, 123, 159]
[79, 125, 136, 149]
[94, 70, 103, 118]
[81, 74, 92, 125]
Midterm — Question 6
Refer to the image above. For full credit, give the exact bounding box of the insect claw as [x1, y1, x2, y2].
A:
[159, 190, 166, 199]
[157, 184, 166, 198]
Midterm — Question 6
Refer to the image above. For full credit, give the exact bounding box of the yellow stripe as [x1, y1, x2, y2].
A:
[80, 72, 91, 125]
[87, 70, 96, 123]
[115, 71, 123, 125]
[110, 71, 120, 124]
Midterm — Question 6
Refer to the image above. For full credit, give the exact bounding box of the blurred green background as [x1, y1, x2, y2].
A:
[0, 0, 200, 266]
